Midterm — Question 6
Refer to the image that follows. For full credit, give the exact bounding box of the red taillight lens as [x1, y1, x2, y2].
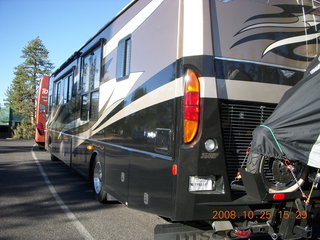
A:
[184, 106, 200, 121]
[172, 164, 178, 176]
[273, 193, 286, 200]
[235, 229, 251, 238]
[184, 92, 200, 121]
[184, 69, 200, 143]
[184, 92, 200, 106]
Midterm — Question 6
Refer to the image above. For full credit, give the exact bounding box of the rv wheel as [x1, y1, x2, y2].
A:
[246, 153, 308, 193]
[92, 156, 108, 203]
[50, 154, 59, 161]
[37, 143, 45, 150]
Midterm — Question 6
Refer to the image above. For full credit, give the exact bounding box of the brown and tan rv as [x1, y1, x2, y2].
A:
[46, 0, 320, 239]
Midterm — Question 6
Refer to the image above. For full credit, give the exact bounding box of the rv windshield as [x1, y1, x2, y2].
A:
[210, 0, 320, 86]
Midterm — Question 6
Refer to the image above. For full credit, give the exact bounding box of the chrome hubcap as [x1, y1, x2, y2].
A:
[93, 161, 102, 194]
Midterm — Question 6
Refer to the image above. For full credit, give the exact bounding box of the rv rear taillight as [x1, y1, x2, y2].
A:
[273, 193, 286, 200]
[172, 164, 178, 176]
[184, 69, 200, 143]
[235, 229, 251, 239]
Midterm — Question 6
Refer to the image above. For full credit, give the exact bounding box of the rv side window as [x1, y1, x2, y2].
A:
[63, 77, 68, 104]
[82, 56, 90, 92]
[80, 46, 101, 120]
[68, 74, 73, 101]
[63, 73, 73, 104]
[116, 36, 131, 80]
[81, 48, 101, 91]
[89, 91, 99, 120]
[81, 94, 89, 120]
[40, 104, 46, 113]
[90, 48, 101, 90]
[55, 81, 62, 105]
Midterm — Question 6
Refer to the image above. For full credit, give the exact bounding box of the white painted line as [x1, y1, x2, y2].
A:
[31, 145, 95, 240]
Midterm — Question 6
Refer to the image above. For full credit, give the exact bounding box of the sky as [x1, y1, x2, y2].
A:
[0, 0, 132, 106]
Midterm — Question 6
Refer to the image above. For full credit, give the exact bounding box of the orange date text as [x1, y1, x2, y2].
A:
[212, 210, 307, 220]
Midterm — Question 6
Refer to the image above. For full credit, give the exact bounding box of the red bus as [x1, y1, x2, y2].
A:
[35, 76, 49, 149]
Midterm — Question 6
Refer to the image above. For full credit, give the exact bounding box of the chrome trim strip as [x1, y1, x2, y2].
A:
[47, 129, 173, 161]
[214, 56, 306, 72]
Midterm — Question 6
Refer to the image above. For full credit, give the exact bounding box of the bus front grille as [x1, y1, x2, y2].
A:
[220, 101, 276, 189]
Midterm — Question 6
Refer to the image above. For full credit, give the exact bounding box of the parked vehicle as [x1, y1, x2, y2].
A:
[35, 76, 49, 149]
[46, 0, 320, 238]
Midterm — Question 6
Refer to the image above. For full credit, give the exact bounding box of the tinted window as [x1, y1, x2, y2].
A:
[82, 48, 101, 91]
[55, 81, 62, 105]
[63, 77, 68, 104]
[116, 36, 131, 79]
[90, 91, 99, 120]
[124, 38, 131, 77]
[68, 74, 73, 102]
[82, 56, 90, 92]
[91, 48, 101, 90]
[40, 104, 46, 113]
[81, 94, 88, 120]
[80, 46, 101, 121]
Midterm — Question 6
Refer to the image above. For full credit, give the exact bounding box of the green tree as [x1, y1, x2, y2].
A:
[6, 37, 54, 139]
[6, 64, 34, 117]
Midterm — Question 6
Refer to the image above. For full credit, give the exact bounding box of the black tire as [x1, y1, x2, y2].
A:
[92, 156, 108, 203]
[246, 152, 261, 174]
[50, 154, 59, 161]
[37, 143, 45, 150]
[246, 153, 308, 193]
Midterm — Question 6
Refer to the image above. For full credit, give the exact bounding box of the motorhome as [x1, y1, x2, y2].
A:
[46, 0, 320, 238]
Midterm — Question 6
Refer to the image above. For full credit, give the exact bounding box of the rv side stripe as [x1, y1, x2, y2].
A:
[215, 56, 306, 72]
[214, 57, 304, 86]
[200, 77, 217, 98]
[46, 129, 172, 161]
[216, 79, 291, 103]
[183, 0, 204, 57]
[77, 77, 184, 145]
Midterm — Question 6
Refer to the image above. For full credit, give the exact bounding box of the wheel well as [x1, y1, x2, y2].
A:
[89, 152, 98, 179]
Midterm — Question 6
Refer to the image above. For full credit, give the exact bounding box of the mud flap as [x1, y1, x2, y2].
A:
[239, 168, 268, 200]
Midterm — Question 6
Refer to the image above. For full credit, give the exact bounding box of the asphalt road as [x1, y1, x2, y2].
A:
[0, 139, 168, 240]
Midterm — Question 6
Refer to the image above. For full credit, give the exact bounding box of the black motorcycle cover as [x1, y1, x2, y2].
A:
[251, 56, 320, 168]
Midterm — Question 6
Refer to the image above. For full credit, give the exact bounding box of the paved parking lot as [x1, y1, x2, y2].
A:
[0, 139, 167, 240]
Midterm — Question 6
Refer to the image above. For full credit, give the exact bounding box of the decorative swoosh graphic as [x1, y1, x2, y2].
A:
[94, 72, 144, 129]
[72, 0, 165, 148]
[74, 76, 184, 148]
[232, 3, 320, 61]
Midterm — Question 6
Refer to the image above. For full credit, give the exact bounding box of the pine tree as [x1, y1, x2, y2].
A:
[6, 65, 34, 117]
[6, 37, 54, 139]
